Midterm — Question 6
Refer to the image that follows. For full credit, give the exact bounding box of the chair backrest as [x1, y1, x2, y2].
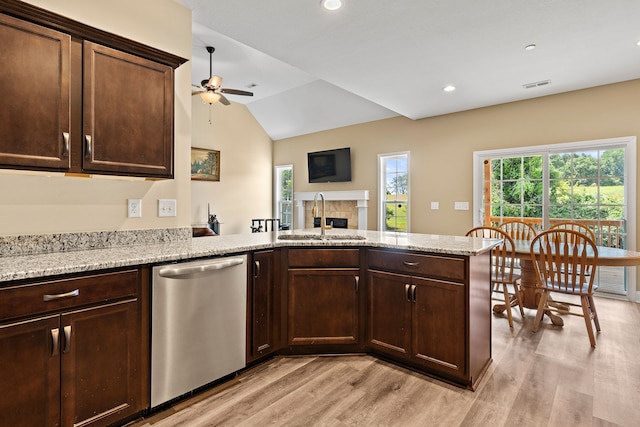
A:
[466, 226, 516, 283]
[549, 221, 596, 242]
[530, 229, 598, 294]
[498, 220, 537, 241]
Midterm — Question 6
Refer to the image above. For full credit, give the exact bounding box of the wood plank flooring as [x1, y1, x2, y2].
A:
[128, 296, 640, 427]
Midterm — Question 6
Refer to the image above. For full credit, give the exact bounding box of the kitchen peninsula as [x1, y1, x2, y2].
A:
[0, 229, 499, 427]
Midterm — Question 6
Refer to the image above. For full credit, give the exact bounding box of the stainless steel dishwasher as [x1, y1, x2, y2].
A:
[151, 255, 247, 407]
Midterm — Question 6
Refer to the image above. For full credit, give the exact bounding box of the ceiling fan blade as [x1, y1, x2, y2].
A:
[220, 88, 254, 97]
[191, 84, 205, 95]
[219, 94, 231, 106]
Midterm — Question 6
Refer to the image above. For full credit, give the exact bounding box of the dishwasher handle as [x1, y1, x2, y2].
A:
[157, 257, 245, 278]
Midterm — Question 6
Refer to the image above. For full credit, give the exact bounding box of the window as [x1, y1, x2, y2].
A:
[378, 152, 410, 232]
[274, 165, 293, 228]
[474, 136, 636, 300]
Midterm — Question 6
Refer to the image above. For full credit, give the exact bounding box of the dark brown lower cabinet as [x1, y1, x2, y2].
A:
[288, 268, 361, 345]
[369, 271, 465, 378]
[0, 269, 144, 427]
[248, 250, 278, 363]
[367, 249, 491, 389]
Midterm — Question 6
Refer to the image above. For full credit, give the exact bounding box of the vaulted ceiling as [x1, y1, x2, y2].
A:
[177, 0, 640, 141]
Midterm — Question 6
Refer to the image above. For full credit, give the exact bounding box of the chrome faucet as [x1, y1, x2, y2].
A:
[313, 192, 327, 238]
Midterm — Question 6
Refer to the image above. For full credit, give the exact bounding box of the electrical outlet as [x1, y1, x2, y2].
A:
[127, 199, 142, 218]
[158, 199, 177, 217]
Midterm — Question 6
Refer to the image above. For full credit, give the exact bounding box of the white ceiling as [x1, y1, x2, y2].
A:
[176, 0, 640, 141]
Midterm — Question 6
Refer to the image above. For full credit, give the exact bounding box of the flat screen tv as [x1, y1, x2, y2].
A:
[307, 147, 352, 183]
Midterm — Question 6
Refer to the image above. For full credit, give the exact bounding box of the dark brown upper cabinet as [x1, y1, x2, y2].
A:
[0, 0, 187, 178]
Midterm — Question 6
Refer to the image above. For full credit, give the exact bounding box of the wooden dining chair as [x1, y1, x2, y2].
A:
[498, 220, 537, 272]
[530, 229, 600, 347]
[549, 221, 596, 242]
[498, 220, 537, 241]
[466, 227, 524, 328]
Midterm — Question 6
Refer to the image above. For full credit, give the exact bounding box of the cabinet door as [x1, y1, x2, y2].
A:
[367, 270, 411, 358]
[61, 299, 141, 427]
[412, 276, 465, 378]
[288, 269, 360, 345]
[249, 250, 275, 361]
[0, 14, 71, 170]
[0, 315, 61, 427]
[83, 41, 173, 178]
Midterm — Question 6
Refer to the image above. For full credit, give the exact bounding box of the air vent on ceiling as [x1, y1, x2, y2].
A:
[523, 80, 551, 89]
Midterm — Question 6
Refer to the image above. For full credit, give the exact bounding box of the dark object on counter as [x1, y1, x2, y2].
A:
[208, 214, 220, 235]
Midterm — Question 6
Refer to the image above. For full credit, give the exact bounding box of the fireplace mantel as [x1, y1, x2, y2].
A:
[294, 190, 369, 230]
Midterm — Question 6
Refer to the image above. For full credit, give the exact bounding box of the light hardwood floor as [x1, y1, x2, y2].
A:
[129, 296, 640, 427]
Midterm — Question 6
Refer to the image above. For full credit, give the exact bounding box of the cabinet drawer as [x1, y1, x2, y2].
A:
[368, 249, 466, 282]
[288, 249, 360, 268]
[0, 269, 139, 322]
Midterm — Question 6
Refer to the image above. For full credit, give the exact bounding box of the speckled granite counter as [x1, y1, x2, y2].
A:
[0, 229, 500, 283]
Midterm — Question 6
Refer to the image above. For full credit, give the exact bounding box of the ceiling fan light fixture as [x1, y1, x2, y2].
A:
[321, 0, 343, 11]
[207, 75, 223, 89]
[200, 91, 221, 104]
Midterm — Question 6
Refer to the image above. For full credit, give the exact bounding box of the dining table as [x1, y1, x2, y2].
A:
[494, 239, 640, 326]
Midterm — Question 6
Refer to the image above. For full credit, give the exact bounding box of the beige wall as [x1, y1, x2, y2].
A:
[190, 100, 273, 235]
[274, 79, 640, 237]
[0, 0, 192, 236]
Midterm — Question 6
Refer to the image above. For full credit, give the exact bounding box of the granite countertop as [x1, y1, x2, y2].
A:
[0, 229, 500, 283]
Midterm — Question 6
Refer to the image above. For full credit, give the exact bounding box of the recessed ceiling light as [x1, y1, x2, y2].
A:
[637, 40, 640, 47]
[321, 0, 343, 11]
[524, 44, 537, 51]
[443, 85, 456, 92]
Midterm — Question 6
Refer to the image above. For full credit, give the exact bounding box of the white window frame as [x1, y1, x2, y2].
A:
[274, 164, 293, 228]
[378, 151, 410, 232]
[473, 136, 637, 302]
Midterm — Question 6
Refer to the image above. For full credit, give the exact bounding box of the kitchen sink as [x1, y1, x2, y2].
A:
[277, 234, 366, 241]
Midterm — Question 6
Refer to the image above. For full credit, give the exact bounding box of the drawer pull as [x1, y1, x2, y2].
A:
[254, 260, 261, 279]
[62, 132, 70, 157]
[402, 261, 419, 267]
[51, 328, 60, 357]
[85, 135, 92, 159]
[43, 289, 79, 302]
[63, 325, 72, 354]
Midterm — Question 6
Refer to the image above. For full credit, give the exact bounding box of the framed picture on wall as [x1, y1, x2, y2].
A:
[190, 147, 220, 181]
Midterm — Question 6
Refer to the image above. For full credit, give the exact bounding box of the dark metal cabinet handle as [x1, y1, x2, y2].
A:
[403, 261, 419, 267]
[405, 284, 411, 302]
[43, 289, 79, 302]
[63, 325, 72, 354]
[355, 275, 359, 292]
[62, 132, 70, 157]
[412, 285, 417, 302]
[51, 328, 60, 357]
[254, 260, 261, 279]
[85, 135, 92, 159]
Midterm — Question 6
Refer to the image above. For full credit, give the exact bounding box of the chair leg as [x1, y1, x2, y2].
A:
[587, 295, 601, 332]
[532, 290, 547, 333]
[502, 284, 514, 328]
[581, 295, 596, 347]
[514, 281, 525, 317]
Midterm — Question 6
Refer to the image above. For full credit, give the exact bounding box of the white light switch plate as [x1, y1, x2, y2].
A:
[430, 201, 439, 210]
[158, 199, 177, 217]
[454, 201, 469, 211]
[127, 199, 142, 218]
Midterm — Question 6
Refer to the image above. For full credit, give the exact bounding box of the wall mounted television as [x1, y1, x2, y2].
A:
[307, 147, 352, 183]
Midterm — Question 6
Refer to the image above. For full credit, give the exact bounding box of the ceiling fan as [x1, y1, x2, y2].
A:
[191, 46, 253, 106]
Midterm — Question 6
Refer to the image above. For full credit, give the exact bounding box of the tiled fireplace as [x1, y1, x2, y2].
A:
[294, 190, 369, 230]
